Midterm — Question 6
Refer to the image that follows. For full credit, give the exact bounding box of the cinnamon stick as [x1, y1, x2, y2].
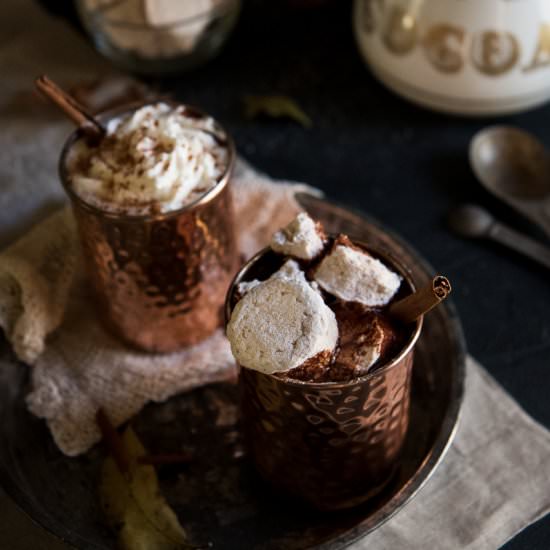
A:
[389, 275, 451, 324]
[95, 408, 130, 473]
[35, 75, 105, 141]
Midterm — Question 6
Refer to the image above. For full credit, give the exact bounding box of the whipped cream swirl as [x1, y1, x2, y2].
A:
[67, 102, 228, 213]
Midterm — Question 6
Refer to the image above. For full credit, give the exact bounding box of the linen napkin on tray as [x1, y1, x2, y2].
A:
[2, 1, 550, 549]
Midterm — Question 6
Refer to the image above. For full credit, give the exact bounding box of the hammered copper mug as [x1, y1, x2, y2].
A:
[60, 102, 237, 352]
[225, 244, 423, 510]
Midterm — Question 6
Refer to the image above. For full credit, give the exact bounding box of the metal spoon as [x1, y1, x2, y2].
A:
[470, 126, 550, 239]
[448, 204, 550, 270]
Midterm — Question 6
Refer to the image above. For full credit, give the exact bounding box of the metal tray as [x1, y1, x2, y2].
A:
[0, 196, 466, 549]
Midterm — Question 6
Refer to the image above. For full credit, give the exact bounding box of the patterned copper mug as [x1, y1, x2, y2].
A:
[225, 244, 423, 510]
[60, 102, 237, 352]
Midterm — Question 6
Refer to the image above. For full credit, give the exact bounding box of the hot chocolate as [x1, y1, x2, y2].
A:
[225, 214, 450, 510]
[227, 213, 410, 383]
[59, 101, 236, 352]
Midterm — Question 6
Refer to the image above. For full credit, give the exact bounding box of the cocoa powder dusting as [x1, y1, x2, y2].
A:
[284, 303, 407, 383]
[283, 350, 334, 382]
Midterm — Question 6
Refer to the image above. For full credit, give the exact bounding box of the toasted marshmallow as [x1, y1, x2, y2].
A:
[270, 259, 305, 281]
[270, 212, 325, 260]
[339, 318, 385, 374]
[227, 262, 338, 374]
[314, 244, 401, 306]
[333, 305, 396, 375]
[236, 260, 308, 302]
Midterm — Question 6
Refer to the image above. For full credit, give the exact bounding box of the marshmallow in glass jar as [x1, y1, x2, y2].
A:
[76, 0, 241, 74]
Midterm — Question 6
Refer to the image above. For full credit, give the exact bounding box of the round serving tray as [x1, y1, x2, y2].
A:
[0, 196, 466, 549]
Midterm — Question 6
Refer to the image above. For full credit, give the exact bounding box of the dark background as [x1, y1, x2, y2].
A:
[38, 1, 550, 548]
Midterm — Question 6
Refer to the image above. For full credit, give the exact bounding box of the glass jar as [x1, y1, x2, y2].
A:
[76, 0, 241, 75]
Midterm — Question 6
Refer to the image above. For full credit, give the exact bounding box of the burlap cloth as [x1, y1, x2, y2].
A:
[1, 1, 550, 549]
[1, 165, 314, 455]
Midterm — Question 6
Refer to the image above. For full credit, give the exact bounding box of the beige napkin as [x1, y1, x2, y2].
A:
[1, 1, 550, 549]
[367, 356, 550, 549]
[0, 167, 312, 456]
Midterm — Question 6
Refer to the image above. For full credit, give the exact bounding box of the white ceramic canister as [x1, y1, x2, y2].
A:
[354, 0, 550, 115]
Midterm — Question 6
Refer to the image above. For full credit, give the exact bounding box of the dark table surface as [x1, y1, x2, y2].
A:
[18, 1, 550, 548]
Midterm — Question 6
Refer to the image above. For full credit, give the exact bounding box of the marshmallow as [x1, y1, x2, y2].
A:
[236, 279, 261, 297]
[270, 259, 306, 281]
[351, 338, 382, 373]
[332, 304, 397, 375]
[227, 263, 338, 374]
[314, 244, 401, 306]
[338, 315, 386, 374]
[270, 212, 325, 260]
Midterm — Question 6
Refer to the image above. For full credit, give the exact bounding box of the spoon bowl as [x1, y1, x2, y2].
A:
[470, 126, 550, 200]
[448, 204, 494, 238]
[469, 126, 550, 238]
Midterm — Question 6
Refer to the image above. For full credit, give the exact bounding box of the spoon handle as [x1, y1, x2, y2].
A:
[540, 203, 550, 238]
[489, 222, 550, 270]
[525, 206, 550, 240]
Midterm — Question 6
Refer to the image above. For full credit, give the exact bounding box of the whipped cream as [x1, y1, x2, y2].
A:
[270, 213, 325, 260]
[227, 261, 338, 375]
[314, 243, 402, 306]
[67, 103, 228, 214]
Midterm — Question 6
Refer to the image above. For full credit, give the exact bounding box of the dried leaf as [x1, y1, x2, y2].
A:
[243, 95, 312, 128]
[100, 427, 189, 550]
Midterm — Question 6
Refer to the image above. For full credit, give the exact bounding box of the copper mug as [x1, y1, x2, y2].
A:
[60, 102, 237, 352]
[225, 244, 422, 510]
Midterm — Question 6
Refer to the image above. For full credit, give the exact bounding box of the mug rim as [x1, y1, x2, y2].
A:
[225, 239, 424, 388]
[58, 99, 235, 222]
